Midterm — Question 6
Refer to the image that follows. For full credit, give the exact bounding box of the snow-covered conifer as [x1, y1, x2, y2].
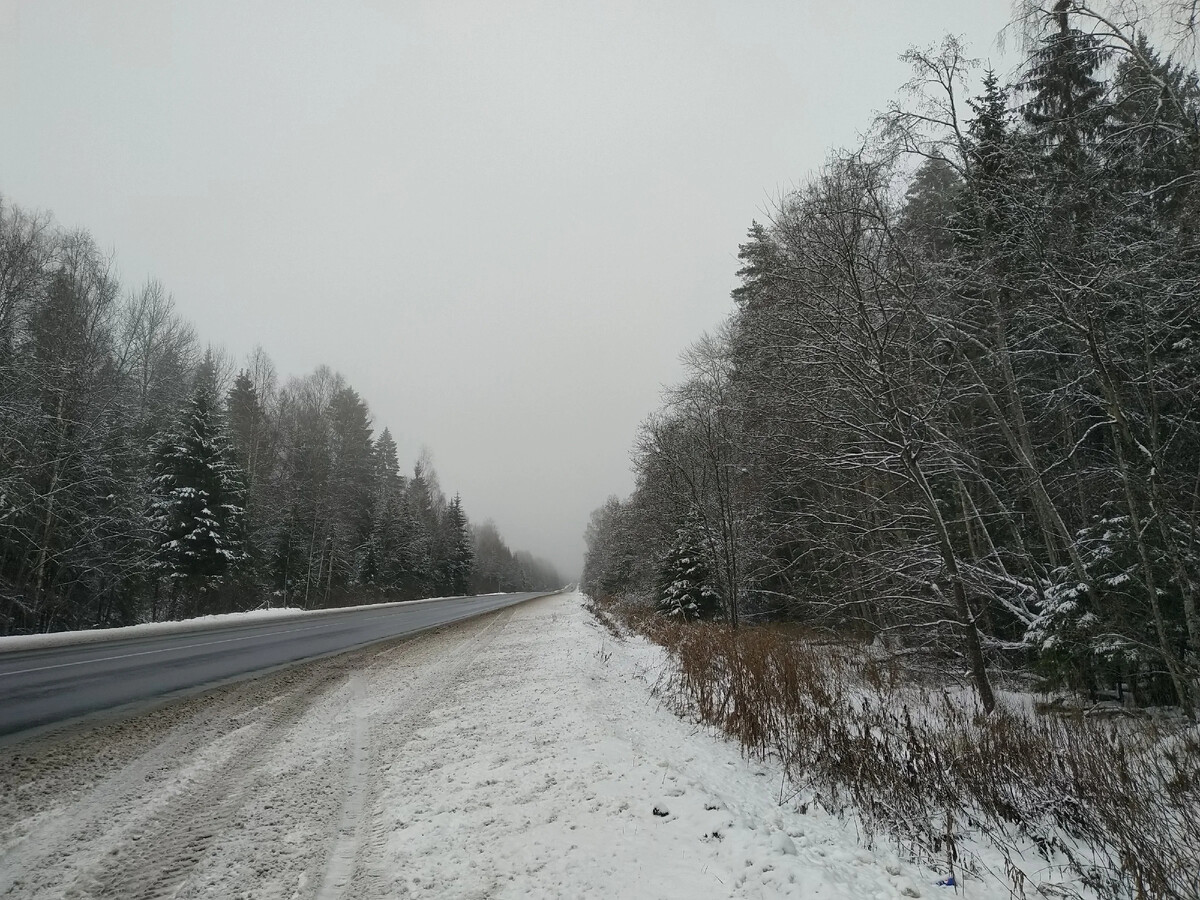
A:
[656, 524, 720, 620]
[148, 364, 247, 616]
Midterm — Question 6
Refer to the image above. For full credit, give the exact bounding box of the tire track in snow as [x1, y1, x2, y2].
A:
[59, 667, 341, 900]
[0, 663, 329, 898]
[337, 605, 517, 900]
[315, 673, 369, 900]
[1, 606, 522, 900]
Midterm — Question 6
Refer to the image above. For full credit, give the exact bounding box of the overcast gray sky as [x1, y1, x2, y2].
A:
[0, 1, 1014, 579]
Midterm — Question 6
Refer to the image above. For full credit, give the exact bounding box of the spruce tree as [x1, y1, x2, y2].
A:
[897, 156, 963, 255]
[444, 494, 474, 596]
[403, 461, 437, 595]
[327, 387, 375, 588]
[963, 69, 1019, 241]
[373, 427, 401, 485]
[365, 427, 407, 593]
[1109, 33, 1200, 215]
[1019, 1, 1110, 174]
[656, 523, 720, 620]
[148, 371, 246, 617]
[226, 370, 272, 581]
[226, 371, 269, 492]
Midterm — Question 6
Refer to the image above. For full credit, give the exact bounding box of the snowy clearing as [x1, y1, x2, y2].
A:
[0, 591, 1000, 898]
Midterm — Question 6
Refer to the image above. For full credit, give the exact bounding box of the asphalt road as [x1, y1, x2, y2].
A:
[0, 592, 551, 737]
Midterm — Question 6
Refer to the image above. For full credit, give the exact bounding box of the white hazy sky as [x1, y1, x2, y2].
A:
[0, 1, 1015, 579]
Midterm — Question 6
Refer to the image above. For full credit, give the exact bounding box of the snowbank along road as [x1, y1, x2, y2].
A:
[0, 592, 1007, 899]
[0, 592, 549, 737]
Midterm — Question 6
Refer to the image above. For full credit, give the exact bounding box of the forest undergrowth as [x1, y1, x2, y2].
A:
[590, 595, 1200, 900]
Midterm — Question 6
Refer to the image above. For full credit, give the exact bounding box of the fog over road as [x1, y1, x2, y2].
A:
[0, 592, 550, 737]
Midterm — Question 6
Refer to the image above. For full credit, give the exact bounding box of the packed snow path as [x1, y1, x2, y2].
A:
[0, 592, 986, 899]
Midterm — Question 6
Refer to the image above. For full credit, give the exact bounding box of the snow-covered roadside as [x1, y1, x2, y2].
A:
[1, 591, 1015, 898]
[347, 591, 988, 899]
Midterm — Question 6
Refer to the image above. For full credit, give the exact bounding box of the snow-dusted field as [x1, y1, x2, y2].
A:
[0, 592, 994, 898]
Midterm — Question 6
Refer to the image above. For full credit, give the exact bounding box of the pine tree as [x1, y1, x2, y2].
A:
[226, 371, 270, 492]
[963, 69, 1020, 241]
[1019, 1, 1110, 174]
[1109, 33, 1200, 215]
[373, 427, 401, 485]
[364, 427, 407, 593]
[656, 523, 720, 620]
[897, 156, 963, 255]
[226, 370, 273, 580]
[444, 494, 474, 596]
[148, 370, 246, 618]
[403, 460, 438, 595]
[327, 387, 375, 589]
[730, 221, 792, 338]
[968, 70, 1012, 176]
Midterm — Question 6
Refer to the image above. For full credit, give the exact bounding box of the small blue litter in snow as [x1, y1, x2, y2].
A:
[935, 875, 956, 887]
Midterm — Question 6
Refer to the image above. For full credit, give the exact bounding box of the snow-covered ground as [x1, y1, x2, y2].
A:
[0, 591, 1003, 898]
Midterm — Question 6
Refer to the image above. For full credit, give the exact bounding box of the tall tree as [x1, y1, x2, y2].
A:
[327, 386, 375, 593]
[1020, 1, 1111, 174]
[148, 360, 246, 618]
[443, 494, 474, 596]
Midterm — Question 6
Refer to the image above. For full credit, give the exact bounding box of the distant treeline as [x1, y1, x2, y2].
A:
[0, 202, 561, 634]
[584, 7, 1200, 712]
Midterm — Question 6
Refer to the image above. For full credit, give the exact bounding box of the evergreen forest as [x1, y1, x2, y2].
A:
[0, 208, 561, 635]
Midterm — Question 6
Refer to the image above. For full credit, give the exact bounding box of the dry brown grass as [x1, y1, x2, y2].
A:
[595, 597, 1200, 900]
